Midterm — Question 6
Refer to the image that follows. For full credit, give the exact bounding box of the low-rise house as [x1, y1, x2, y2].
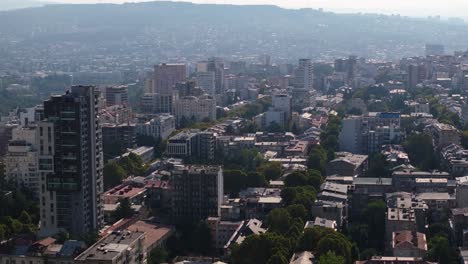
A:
[0, 238, 86, 264]
[311, 200, 346, 228]
[392, 231, 427, 258]
[289, 251, 314, 264]
[224, 219, 266, 256]
[326, 152, 368, 177]
[440, 143, 468, 176]
[305, 217, 337, 231]
[356, 256, 436, 264]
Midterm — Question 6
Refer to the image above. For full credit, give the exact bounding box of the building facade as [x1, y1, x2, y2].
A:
[38, 86, 104, 237]
[171, 165, 224, 222]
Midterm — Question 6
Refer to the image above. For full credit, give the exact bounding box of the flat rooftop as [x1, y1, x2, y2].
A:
[75, 231, 144, 261]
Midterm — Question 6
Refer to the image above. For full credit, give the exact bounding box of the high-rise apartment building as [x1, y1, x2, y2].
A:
[407, 64, 427, 90]
[105, 85, 128, 107]
[171, 165, 223, 223]
[196, 71, 216, 95]
[38, 86, 104, 237]
[154, 63, 187, 95]
[207, 57, 225, 94]
[294, 59, 314, 90]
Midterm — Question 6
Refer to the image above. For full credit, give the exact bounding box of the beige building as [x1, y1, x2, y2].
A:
[154, 63, 187, 95]
[424, 122, 460, 149]
[5, 126, 39, 195]
[175, 95, 216, 124]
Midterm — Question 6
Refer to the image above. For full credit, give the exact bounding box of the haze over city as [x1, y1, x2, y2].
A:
[50, 0, 468, 18]
[3, 0, 468, 263]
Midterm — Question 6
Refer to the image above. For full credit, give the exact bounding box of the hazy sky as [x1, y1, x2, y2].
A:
[51, 0, 468, 18]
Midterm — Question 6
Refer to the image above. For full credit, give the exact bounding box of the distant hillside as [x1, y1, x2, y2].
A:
[0, 0, 51, 11]
[0, 1, 467, 59]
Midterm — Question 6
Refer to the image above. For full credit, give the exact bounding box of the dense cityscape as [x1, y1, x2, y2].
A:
[2, 1, 468, 264]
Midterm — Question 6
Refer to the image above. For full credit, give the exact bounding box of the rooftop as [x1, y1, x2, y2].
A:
[392, 231, 427, 251]
[126, 221, 173, 250]
[75, 230, 145, 261]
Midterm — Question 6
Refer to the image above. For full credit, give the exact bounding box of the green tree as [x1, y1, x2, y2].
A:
[257, 161, 282, 181]
[319, 251, 345, 264]
[316, 233, 352, 264]
[113, 198, 135, 220]
[281, 187, 298, 206]
[267, 253, 288, 264]
[308, 146, 328, 172]
[281, 186, 316, 209]
[103, 161, 127, 190]
[361, 201, 386, 252]
[307, 169, 323, 190]
[366, 153, 389, 178]
[403, 133, 436, 170]
[82, 231, 100, 247]
[297, 226, 333, 251]
[18, 211, 32, 224]
[266, 208, 291, 234]
[285, 171, 308, 187]
[0, 224, 6, 240]
[427, 235, 455, 264]
[267, 121, 283, 133]
[56, 230, 70, 244]
[231, 233, 290, 264]
[223, 170, 248, 197]
[286, 204, 308, 222]
[147, 247, 168, 264]
[246, 172, 267, 188]
[189, 221, 212, 255]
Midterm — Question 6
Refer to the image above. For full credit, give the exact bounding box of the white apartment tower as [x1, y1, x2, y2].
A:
[295, 59, 314, 91]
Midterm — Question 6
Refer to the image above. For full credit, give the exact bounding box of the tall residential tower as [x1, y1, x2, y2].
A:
[38, 86, 104, 237]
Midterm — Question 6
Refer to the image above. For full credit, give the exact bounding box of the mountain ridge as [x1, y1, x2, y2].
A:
[0, 1, 467, 59]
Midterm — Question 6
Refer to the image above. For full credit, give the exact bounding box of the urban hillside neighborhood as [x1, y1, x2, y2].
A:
[2, 2, 468, 264]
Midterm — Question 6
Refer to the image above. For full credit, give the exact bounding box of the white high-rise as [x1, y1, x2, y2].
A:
[295, 59, 314, 91]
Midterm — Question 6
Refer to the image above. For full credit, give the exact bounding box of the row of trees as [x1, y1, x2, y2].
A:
[0, 188, 39, 240]
[231, 211, 353, 264]
[103, 153, 147, 190]
[223, 160, 283, 197]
